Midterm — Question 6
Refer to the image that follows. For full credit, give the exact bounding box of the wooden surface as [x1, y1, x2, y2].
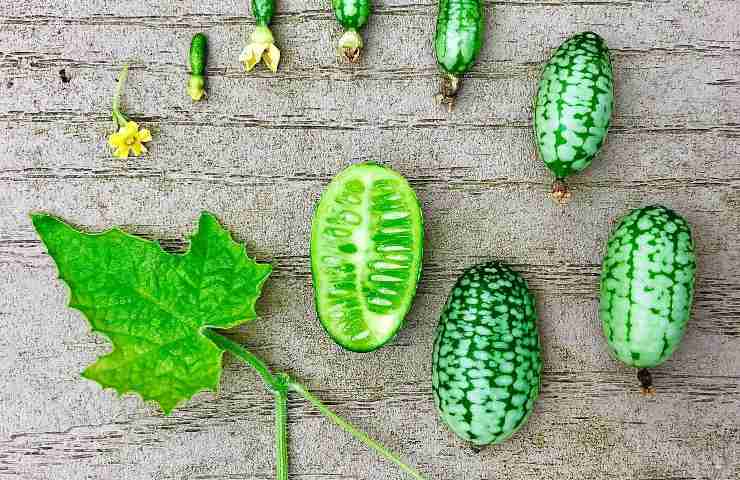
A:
[1, 0, 739, 479]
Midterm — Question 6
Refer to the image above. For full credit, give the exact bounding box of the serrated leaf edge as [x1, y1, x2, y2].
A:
[32, 211, 272, 415]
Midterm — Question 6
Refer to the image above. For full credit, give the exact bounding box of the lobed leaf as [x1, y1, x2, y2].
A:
[32, 212, 272, 414]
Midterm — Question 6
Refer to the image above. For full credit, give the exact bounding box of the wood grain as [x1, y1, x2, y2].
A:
[0, 0, 738, 479]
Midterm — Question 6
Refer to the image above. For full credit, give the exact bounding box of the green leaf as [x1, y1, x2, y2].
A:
[32, 212, 272, 414]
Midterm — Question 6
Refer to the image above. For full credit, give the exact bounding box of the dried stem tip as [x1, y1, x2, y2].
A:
[551, 180, 572, 204]
[434, 74, 461, 112]
[638, 368, 656, 396]
[338, 29, 363, 63]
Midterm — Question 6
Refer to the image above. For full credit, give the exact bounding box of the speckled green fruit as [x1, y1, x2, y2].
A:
[432, 262, 542, 445]
[600, 206, 696, 369]
[332, 0, 371, 30]
[187, 33, 207, 101]
[534, 32, 614, 180]
[434, 0, 485, 75]
[311, 163, 424, 353]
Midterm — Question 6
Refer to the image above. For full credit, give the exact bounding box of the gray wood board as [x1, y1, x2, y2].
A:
[0, 1, 738, 479]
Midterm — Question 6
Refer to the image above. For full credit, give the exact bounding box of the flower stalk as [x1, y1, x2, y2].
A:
[108, 65, 152, 159]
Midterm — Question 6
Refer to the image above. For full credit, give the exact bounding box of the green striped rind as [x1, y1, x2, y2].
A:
[251, 0, 275, 26]
[600, 206, 696, 368]
[311, 163, 424, 352]
[534, 32, 614, 179]
[432, 262, 542, 445]
[434, 0, 485, 75]
[332, 0, 371, 30]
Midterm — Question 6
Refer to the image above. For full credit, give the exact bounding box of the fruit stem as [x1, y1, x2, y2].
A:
[637, 368, 656, 396]
[338, 29, 363, 63]
[205, 329, 427, 480]
[551, 179, 572, 204]
[288, 380, 427, 480]
[434, 73, 461, 112]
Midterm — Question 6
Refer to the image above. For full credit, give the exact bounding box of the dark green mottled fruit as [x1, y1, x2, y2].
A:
[432, 262, 542, 445]
[332, 0, 372, 62]
[600, 206, 696, 372]
[189, 33, 207, 76]
[534, 32, 614, 181]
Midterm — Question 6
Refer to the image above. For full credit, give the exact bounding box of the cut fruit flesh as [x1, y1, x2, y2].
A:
[310, 163, 424, 352]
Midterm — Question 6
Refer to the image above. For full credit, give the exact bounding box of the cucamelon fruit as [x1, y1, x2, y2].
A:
[432, 262, 542, 445]
[600, 205, 696, 393]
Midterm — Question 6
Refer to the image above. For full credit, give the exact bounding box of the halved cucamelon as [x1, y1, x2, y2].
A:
[311, 163, 424, 352]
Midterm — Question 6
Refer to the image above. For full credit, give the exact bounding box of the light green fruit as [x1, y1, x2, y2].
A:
[600, 206, 696, 387]
[534, 32, 614, 193]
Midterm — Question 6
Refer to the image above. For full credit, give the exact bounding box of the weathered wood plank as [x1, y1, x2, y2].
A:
[1, 124, 738, 185]
[1, 178, 737, 259]
[1, 2, 738, 75]
[1, 19, 738, 121]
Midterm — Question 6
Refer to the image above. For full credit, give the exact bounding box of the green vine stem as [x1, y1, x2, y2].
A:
[274, 378, 289, 480]
[204, 329, 426, 480]
[288, 381, 427, 480]
[202, 329, 281, 390]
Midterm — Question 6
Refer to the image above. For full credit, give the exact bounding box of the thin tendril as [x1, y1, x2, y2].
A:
[288, 381, 427, 480]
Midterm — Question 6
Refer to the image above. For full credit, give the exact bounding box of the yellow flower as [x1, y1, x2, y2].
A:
[108, 121, 152, 159]
[239, 26, 281, 73]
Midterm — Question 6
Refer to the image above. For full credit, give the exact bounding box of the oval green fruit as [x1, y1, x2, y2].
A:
[187, 33, 207, 101]
[432, 262, 542, 445]
[600, 206, 696, 385]
[434, 0, 485, 76]
[332, 0, 371, 62]
[534, 32, 614, 199]
[433, 0, 485, 109]
[311, 163, 424, 352]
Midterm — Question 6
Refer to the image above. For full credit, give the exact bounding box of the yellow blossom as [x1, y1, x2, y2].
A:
[239, 26, 281, 73]
[108, 121, 152, 159]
